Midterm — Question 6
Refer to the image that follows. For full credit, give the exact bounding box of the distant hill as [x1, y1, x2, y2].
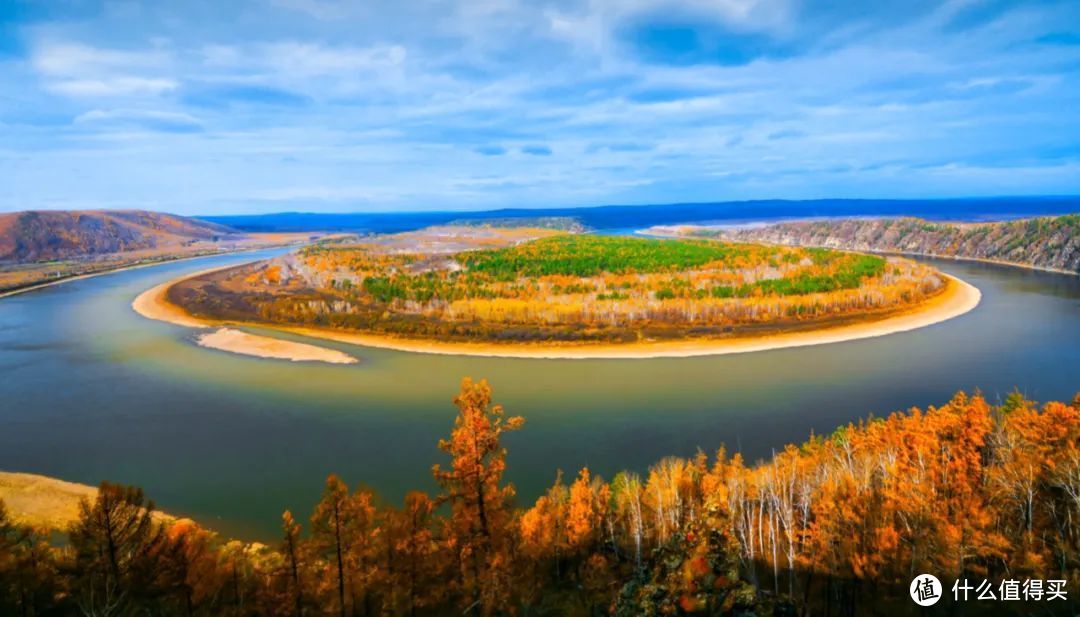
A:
[0, 210, 239, 263]
[446, 216, 588, 232]
[654, 215, 1080, 274]
[201, 196, 1080, 234]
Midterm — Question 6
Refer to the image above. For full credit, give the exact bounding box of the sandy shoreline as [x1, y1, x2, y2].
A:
[0, 471, 175, 531]
[198, 328, 357, 364]
[132, 266, 982, 360]
[132, 266, 357, 364]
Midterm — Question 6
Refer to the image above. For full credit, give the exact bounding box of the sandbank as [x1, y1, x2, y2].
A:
[132, 266, 356, 364]
[197, 327, 357, 364]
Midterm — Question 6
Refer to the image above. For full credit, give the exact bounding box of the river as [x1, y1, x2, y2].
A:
[0, 249, 1077, 539]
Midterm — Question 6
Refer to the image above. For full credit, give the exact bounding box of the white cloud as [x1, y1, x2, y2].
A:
[31, 41, 175, 98]
[257, 42, 407, 77]
[48, 77, 178, 97]
[193, 41, 416, 99]
[32, 42, 169, 75]
[269, 0, 352, 20]
[74, 108, 200, 126]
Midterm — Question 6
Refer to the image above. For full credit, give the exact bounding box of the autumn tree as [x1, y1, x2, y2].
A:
[0, 499, 65, 615]
[281, 510, 305, 617]
[5, 385, 1080, 616]
[382, 491, 442, 616]
[614, 506, 753, 616]
[566, 468, 616, 612]
[0, 499, 19, 610]
[217, 539, 267, 615]
[156, 518, 232, 616]
[611, 472, 646, 573]
[68, 482, 168, 616]
[310, 475, 376, 617]
[346, 488, 379, 616]
[432, 377, 524, 615]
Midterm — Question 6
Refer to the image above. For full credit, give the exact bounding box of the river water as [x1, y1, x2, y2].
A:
[0, 249, 1077, 539]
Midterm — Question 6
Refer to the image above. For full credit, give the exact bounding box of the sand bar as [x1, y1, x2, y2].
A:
[197, 327, 357, 364]
[132, 265, 357, 364]
[133, 266, 981, 359]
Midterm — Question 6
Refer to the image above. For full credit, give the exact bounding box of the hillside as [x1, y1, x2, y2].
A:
[0, 210, 239, 263]
[651, 215, 1079, 273]
[0, 210, 325, 295]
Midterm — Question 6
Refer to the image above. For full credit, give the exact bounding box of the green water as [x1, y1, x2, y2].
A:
[0, 250, 1077, 540]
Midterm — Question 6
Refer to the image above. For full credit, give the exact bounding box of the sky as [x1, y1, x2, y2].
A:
[0, 0, 1078, 215]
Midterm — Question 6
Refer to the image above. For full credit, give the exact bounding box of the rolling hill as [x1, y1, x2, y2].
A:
[0, 210, 240, 263]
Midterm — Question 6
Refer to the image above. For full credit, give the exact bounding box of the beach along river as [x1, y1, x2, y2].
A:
[0, 249, 1077, 540]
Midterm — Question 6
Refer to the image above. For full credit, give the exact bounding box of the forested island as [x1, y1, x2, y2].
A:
[159, 227, 958, 354]
[2, 380, 1078, 615]
[647, 215, 1080, 274]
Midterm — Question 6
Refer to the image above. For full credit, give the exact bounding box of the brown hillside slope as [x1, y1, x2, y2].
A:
[0, 210, 239, 263]
[653, 215, 1079, 274]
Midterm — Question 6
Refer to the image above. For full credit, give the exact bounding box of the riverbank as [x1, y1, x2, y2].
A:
[0, 236, 318, 300]
[132, 266, 981, 360]
[132, 268, 358, 363]
[0, 471, 179, 531]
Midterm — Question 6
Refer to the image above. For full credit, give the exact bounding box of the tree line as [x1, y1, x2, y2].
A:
[187, 235, 947, 345]
[2, 381, 1079, 615]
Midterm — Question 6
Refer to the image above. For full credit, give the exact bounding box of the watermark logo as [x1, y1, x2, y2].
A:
[911, 574, 942, 606]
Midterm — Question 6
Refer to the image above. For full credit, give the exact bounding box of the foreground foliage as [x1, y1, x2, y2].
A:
[2, 383, 1079, 615]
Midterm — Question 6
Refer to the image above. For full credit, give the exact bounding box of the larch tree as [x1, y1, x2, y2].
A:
[281, 510, 305, 617]
[68, 482, 168, 617]
[432, 377, 524, 615]
[310, 474, 356, 617]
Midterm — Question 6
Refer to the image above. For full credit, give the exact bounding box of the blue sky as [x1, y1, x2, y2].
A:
[0, 0, 1078, 215]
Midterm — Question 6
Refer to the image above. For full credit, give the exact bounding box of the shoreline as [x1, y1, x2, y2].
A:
[0, 471, 175, 532]
[132, 266, 982, 360]
[0, 245, 299, 301]
[131, 267, 357, 364]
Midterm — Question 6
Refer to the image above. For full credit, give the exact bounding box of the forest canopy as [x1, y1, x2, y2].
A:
[170, 231, 947, 344]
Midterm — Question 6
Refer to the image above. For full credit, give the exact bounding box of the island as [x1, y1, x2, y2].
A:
[133, 225, 980, 359]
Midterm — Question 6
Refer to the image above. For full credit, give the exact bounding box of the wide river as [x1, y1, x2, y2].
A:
[1, 249, 1077, 539]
